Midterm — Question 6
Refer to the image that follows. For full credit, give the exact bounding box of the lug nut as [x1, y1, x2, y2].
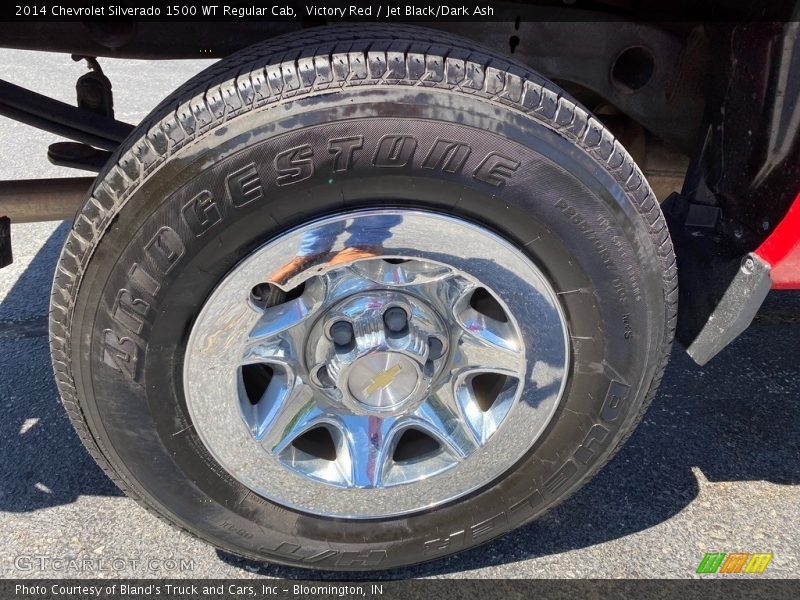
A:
[428, 337, 444, 360]
[383, 306, 408, 333]
[317, 366, 335, 388]
[250, 282, 276, 308]
[330, 320, 354, 347]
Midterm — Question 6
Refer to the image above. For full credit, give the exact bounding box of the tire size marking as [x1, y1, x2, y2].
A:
[554, 198, 637, 307]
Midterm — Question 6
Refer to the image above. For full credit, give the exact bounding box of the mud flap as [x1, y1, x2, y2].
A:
[686, 253, 771, 366]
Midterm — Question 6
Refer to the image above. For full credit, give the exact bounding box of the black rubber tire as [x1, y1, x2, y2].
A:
[50, 25, 677, 571]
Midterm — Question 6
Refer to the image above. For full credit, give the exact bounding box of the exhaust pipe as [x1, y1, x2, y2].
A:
[0, 177, 93, 223]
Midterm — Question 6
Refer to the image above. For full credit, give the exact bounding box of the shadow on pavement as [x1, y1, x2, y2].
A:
[0, 222, 122, 512]
[0, 224, 797, 576]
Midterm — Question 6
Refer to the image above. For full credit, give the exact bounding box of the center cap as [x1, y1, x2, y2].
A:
[305, 290, 450, 414]
[348, 352, 421, 410]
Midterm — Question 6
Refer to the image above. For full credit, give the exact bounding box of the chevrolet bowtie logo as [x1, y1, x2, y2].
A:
[364, 364, 403, 396]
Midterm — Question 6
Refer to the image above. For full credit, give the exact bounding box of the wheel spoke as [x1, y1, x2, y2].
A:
[454, 313, 524, 376]
[247, 276, 326, 345]
[321, 267, 379, 305]
[240, 333, 296, 367]
[336, 414, 398, 488]
[410, 275, 475, 319]
[255, 380, 323, 453]
[413, 384, 480, 457]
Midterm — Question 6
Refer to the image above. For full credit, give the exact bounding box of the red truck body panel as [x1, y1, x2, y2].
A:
[756, 193, 800, 290]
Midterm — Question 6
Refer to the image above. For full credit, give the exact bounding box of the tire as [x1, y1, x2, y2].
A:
[50, 24, 677, 571]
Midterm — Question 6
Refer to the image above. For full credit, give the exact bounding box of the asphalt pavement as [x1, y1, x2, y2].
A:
[0, 49, 798, 580]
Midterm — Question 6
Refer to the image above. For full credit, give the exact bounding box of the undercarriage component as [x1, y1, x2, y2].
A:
[42, 56, 118, 172]
[0, 78, 132, 151]
[0, 178, 92, 223]
[74, 56, 115, 119]
[47, 142, 112, 172]
[682, 22, 800, 252]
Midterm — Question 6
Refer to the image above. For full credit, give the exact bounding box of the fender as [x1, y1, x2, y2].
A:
[755, 193, 800, 290]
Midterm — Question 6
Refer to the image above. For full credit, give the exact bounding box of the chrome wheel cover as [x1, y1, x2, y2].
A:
[184, 209, 569, 518]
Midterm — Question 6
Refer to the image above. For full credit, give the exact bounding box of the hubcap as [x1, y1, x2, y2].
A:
[307, 291, 447, 415]
[184, 209, 569, 518]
